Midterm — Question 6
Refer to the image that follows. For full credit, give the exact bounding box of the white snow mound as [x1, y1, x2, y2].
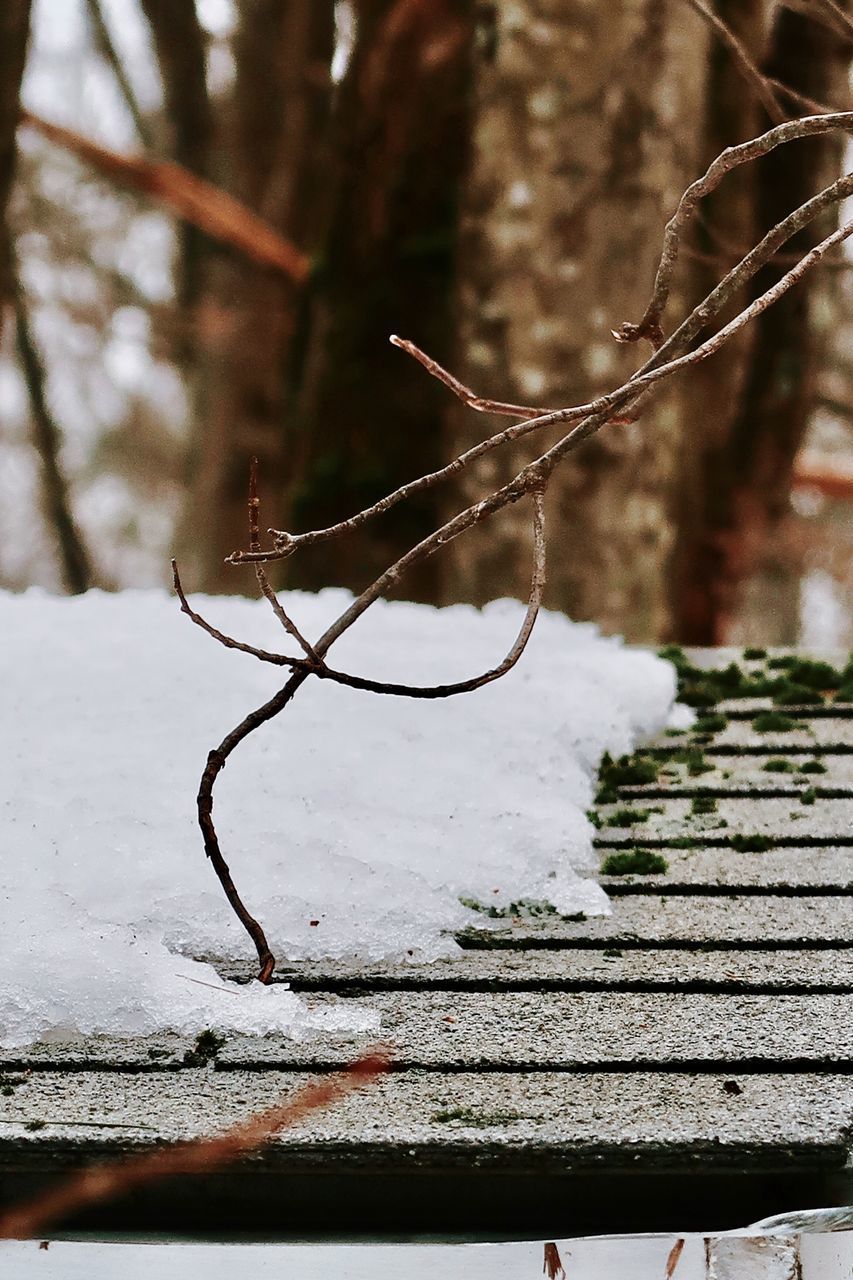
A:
[0, 588, 676, 1046]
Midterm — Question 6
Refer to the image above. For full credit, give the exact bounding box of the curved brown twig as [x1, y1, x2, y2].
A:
[179, 127, 853, 981]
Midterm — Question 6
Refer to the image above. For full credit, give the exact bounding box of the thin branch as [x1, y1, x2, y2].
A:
[767, 77, 841, 118]
[681, 0, 788, 125]
[83, 0, 153, 147]
[311, 486, 546, 698]
[183, 129, 853, 983]
[19, 112, 311, 283]
[250, 457, 321, 664]
[613, 111, 853, 345]
[172, 559, 303, 669]
[389, 334, 551, 417]
[230, 168, 853, 568]
[10, 245, 93, 595]
[0, 1050, 390, 1239]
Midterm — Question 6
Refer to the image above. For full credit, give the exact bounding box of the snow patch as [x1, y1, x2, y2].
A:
[0, 589, 676, 1046]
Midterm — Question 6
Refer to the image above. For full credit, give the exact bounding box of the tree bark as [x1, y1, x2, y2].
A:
[286, 0, 473, 599]
[440, 0, 710, 640]
[0, 0, 32, 346]
[166, 0, 336, 590]
[671, 1, 851, 643]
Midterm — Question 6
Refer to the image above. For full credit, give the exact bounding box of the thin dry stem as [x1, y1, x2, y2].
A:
[249, 457, 320, 663]
[614, 111, 853, 345]
[389, 334, 551, 417]
[232, 168, 853, 570]
[178, 126, 853, 982]
[0, 1050, 390, 1239]
[681, 0, 787, 125]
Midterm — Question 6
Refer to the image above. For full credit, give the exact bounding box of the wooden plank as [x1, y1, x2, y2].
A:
[618, 753, 853, 795]
[656, 719, 853, 752]
[5, 991, 853, 1071]
[600, 846, 853, 891]
[3, 1070, 853, 1167]
[595, 796, 853, 843]
[464, 894, 853, 948]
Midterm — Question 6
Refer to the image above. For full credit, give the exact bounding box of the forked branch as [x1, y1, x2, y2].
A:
[176, 117, 853, 982]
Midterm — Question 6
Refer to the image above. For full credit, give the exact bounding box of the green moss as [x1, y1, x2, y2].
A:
[691, 795, 718, 815]
[459, 896, 562, 919]
[670, 836, 700, 848]
[800, 787, 817, 806]
[782, 658, 842, 690]
[798, 760, 827, 774]
[24, 1120, 46, 1131]
[752, 712, 797, 733]
[596, 752, 659, 798]
[183, 1029, 227, 1067]
[731, 835, 774, 852]
[603, 948, 623, 958]
[836, 683, 853, 703]
[432, 1107, 523, 1127]
[773, 684, 823, 706]
[767, 655, 797, 670]
[695, 713, 728, 733]
[604, 806, 663, 827]
[762, 758, 795, 772]
[601, 849, 669, 875]
[744, 647, 767, 660]
[586, 808, 602, 829]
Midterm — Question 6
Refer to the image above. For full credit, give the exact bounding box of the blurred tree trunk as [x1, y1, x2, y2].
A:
[672, 1, 851, 643]
[0, 0, 31, 345]
[164, 0, 336, 590]
[286, 0, 472, 598]
[439, 0, 712, 640]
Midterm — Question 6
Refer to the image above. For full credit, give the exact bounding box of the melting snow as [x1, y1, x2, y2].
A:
[0, 588, 675, 1045]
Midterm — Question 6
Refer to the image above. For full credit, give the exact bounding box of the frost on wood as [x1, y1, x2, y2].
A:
[0, 589, 673, 1047]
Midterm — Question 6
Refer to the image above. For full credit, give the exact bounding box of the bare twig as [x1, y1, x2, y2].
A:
[249, 457, 321, 664]
[613, 111, 853, 345]
[389, 334, 550, 418]
[226, 168, 853, 570]
[83, 0, 153, 147]
[681, 0, 787, 124]
[767, 77, 841, 118]
[178, 125, 853, 982]
[664, 1237, 685, 1278]
[20, 112, 311, 283]
[0, 1050, 390, 1239]
[172, 559, 302, 668]
[543, 1241, 566, 1279]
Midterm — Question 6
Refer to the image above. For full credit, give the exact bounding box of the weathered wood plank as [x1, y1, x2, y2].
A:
[595, 797, 853, 843]
[618, 753, 853, 795]
[656, 720, 853, 751]
[600, 846, 853, 891]
[5, 992, 853, 1071]
[2, 1071, 853, 1167]
[464, 895, 853, 948]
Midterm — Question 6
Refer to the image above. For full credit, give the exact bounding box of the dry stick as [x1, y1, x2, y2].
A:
[681, 0, 788, 125]
[0, 1050, 390, 1240]
[194, 150, 853, 979]
[767, 77, 842, 118]
[614, 111, 853, 345]
[249, 457, 321, 664]
[181, 489, 545, 698]
[172, 559, 302, 668]
[389, 334, 551, 417]
[232, 168, 853, 570]
[182, 489, 544, 981]
[83, 0, 153, 147]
